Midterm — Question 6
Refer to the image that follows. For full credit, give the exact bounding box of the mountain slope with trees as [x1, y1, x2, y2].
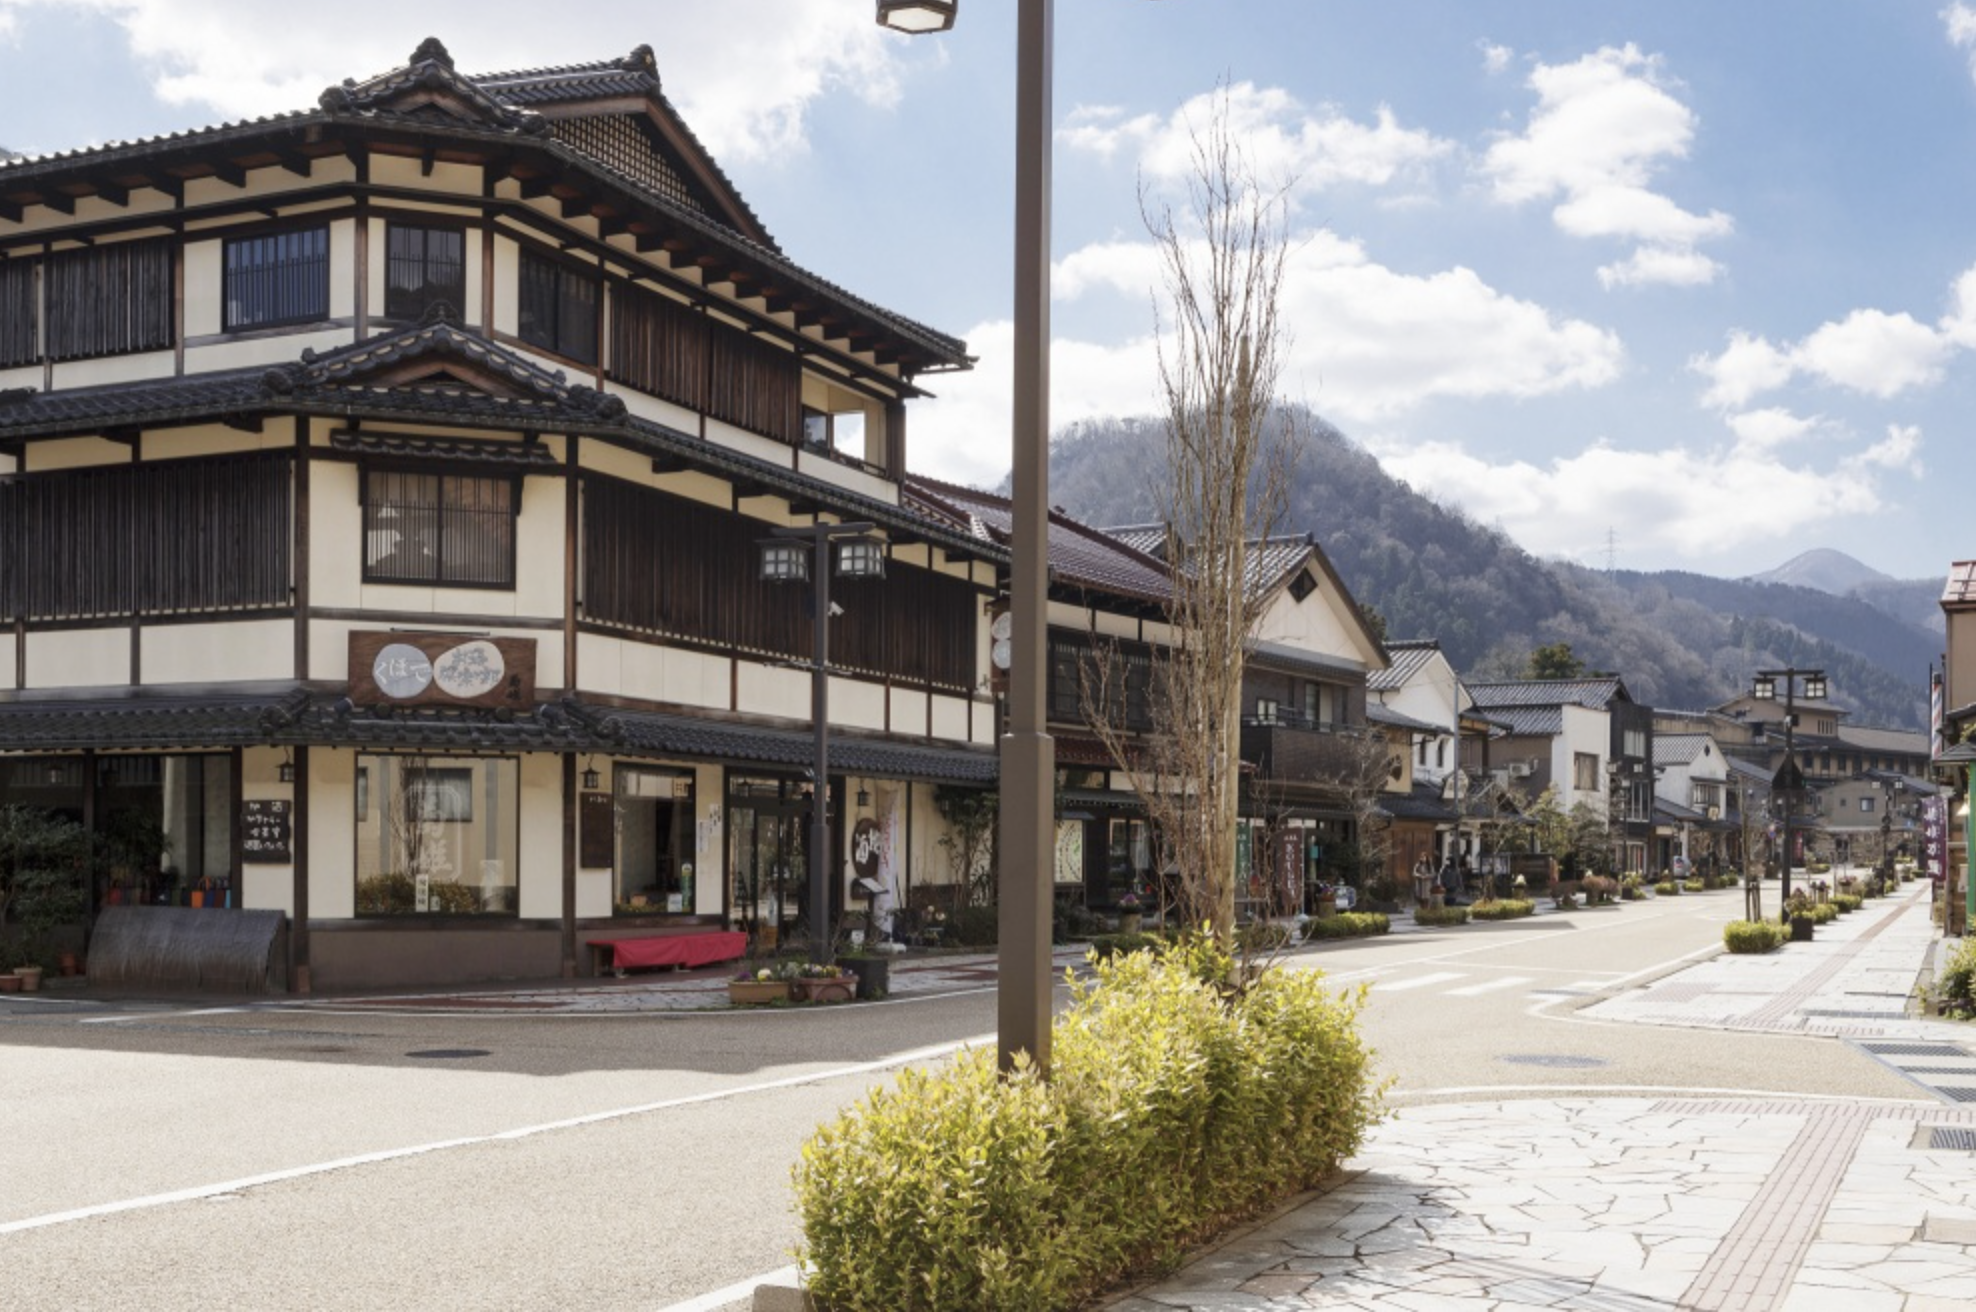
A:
[1043, 410, 1930, 728]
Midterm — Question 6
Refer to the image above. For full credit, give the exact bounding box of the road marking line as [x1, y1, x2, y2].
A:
[1446, 976, 1533, 997]
[1374, 972, 1465, 992]
[1566, 980, 1609, 992]
[80, 1006, 244, 1025]
[654, 1264, 800, 1312]
[0, 1033, 993, 1237]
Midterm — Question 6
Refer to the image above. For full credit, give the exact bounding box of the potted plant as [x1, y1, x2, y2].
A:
[728, 965, 790, 1006]
[0, 806, 89, 988]
[1115, 891, 1143, 934]
[1785, 890, 1816, 942]
[835, 950, 891, 1000]
[787, 961, 858, 1004]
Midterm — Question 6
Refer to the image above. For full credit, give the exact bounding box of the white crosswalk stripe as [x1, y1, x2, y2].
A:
[1373, 972, 1467, 992]
[1445, 976, 1534, 997]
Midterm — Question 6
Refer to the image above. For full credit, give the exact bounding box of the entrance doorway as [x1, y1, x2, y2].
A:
[727, 775, 813, 945]
[614, 767, 696, 914]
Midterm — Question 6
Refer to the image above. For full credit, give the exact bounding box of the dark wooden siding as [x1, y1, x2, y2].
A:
[0, 259, 34, 368]
[707, 325, 800, 445]
[608, 284, 709, 412]
[0, 451, 291, 621]
[1049, 633, 1154, 732]
[582, 473, 974, 690]
[45, 239, 174, 362]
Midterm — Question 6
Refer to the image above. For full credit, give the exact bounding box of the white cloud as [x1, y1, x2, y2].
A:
[0, 1, 901, 161]
[1065, 81, 1453, 196]
[1482, 44, 1731, 288]
[1946, 3, 1976, 78]
[910, 226, 1625, 485]
[1365, 432, 1889, 561]
[1479, 42, 1514, 76]
[1725, 407, 1820, 452]
[1692, 265, 1976, 407]
[1847, 423, 1925, 477]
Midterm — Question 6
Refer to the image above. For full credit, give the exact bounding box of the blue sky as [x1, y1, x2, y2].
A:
[4, 1, 1974, 583]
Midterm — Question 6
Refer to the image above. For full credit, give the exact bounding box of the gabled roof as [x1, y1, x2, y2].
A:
[905, 476, 1174, 606]
[1368, 639, 1444, 692]
[1484, 706, 1564, 737]
[1834, 723, 1929, 754]
[1367, 702, 1446, 736]
[1653, 733, 1716, 768]
[1468, 677, 1632, 712]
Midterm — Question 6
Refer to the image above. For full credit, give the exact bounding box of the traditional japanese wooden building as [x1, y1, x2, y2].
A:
[0, 39, 1004, 989]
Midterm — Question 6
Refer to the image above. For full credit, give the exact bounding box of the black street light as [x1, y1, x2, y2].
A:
[1752, 666, 1826, 915]
[761, 521, 884, 963]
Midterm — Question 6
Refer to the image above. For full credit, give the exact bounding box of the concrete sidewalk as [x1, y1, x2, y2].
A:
[1097, 883, 1976, 1312]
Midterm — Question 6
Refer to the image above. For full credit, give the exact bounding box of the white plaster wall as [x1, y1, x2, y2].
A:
[0, 633, 16, 689]
[309, 748, 358, 920]
[187, 329, 353, 374]
[0, 365, 38, 391]
[328, 219, 356, 319]
[735, 661, 811, 720]
[831, 676, 886, 732]
[310, 459, 363, 609]
[1557, 705, 1610, 810]
[144, 425, 293, 461]
[25, 629, 128, 689]
[240, 745, 296, 917]
[1255, 581, 1376, 669]
[516, 753, 564, 920]
[792, 449, 899, 505]
[603, 382, 703, 437]
[589, 637, 730, 709]
[491, 232, 519, 336]
[3, 188, 175, 235]
[929, 694, 970, 744]
[23, 436, 131, 472]
[143, 620, 294, 685]
[705, 419, 795, 468]
[49, 351, 176, 391]
[890, 687, 930, 737]
[973, 697, 996, 746]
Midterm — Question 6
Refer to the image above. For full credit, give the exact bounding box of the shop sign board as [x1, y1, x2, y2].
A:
[242, 799, 292, 864]
[348, 632, 536, 709]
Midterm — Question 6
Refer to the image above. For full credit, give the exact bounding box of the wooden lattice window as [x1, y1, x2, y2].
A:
[517, 249, 598, 365]
[552, 115, 704, 215]
[45, 238, 174, 360]
[363, 468, 517, 589]
[224, 227, 328, 331]
[383, 223, 465, 321]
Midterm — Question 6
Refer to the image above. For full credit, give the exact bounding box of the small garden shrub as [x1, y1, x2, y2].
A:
[944, 903, 1000, 947]
[1682, 879, 1706, 894]
[1938, 936, 1976, 1017]
[1236, 921, 1295, 953]
[1829, 894, 1861, 914]
[1619, 874, 1646, 901]
[1724, 920, 1787, 954]
[1700, 874, 1728, 891]
[1303, 912, 1389, 940]
[793, 935, 1384, 1312]
[1469, 898, 1534, 921]
[1088, 932, 1165, 960]
[1581, 875, 1617, 906]
[1654, 880, 1680, 897]
[1809, 902, 1838, 925]
[1413, 905, 1470, 927]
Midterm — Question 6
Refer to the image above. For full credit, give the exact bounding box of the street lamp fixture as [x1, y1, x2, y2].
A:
[761, 521, 880, 963]
[1753, 666, 1825, 918]
[876, 0, 958, 33]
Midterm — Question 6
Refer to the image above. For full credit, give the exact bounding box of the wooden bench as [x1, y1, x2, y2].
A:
[585, 930, 748, 978]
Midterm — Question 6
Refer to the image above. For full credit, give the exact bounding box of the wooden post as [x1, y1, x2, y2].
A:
[562, 753, 578, 978]
[292, 744, 311, 994]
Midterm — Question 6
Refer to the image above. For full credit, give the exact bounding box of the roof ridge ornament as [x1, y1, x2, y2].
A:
[411, 37, 455, 70]
[620, 44, 659, 80]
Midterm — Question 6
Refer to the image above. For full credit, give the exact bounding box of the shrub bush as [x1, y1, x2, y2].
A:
[1580, 875, 1616, 905]
[1468, 898, 1534, 921]
[1682, 879, 1706, 893]
[1939, 937, 1976, 1017]
[1654, 880, 1679, 897]
[1619, 874, 1646, 901]
[1829, 894, 1861, 914]
[1236, 921, 1295, 953]
[1303, 912, 1389, 940]
[944, 903, 1000, 947]
[1413, 905, 1470, 927]
[1087, 932, 1165, 960]
[793, 936, 1384, 1312]
[1723, 920, 1787, 954]
[1809, 902, 1838, 925]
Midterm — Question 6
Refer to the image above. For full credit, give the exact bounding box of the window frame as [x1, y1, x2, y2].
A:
[382, 221, 467, 323]
[223, 224, 331, 333]
[353, 753, 520, 918]
[361, 466, 521, 590]
[517, 246, 599, 366]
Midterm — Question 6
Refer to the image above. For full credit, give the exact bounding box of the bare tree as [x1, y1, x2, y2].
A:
[1083, 85, 1298, 947]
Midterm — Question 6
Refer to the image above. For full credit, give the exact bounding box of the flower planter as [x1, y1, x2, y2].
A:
[1790, 917, 1814, 942]
[0, 974, 20, 994]
[1116, 910, 1143, 934]
[842, 958, 889, 1000]
[791, 975, 857, 1004]
[13, 965, 42, 993]
[728, 979, 790, 1006]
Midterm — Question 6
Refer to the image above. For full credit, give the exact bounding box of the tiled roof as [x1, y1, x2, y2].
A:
[1379, 783, 1458, 823]
[329, 431, 561, 468]
[1468, 678, 1629, 712]
[1249, 640, 1366, 680]
[1367, 640, 1442, 692]
[906, 477, 1173, 604]
[600, 707, 997, 785]
[1367, 703, 1446, 735]
[0, 689, 309, 751]
[1654, 733, 1714, 767]
[1484, 706, 1565, 737]
[1835, 724, 1929, 754]
[1102, 523, 1168, 557]
[1945, 560, 1976, 605]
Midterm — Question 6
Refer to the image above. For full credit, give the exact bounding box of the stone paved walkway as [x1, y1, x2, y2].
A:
[1098, 883, 1976, 1311]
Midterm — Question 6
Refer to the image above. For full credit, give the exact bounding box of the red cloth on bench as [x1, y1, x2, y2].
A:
[589, 931, 747, 971]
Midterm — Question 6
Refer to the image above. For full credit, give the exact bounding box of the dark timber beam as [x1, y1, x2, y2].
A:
[276, 151, 311, 179]
[517, 174, 557, 201]
[223, 414, 266, 434]
[39, 191, 75, 216]
[211, 161, 247, 188]
[0, 200, 21, 223]
[649, 454, 688, 475]
[94, 181, 130, 207]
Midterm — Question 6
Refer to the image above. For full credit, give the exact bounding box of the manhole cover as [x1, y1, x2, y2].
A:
[405, 1048, 490, 1060]
[1499, 1054, 1609, 1069]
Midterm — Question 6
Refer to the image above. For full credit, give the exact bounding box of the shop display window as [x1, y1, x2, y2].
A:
[355, 755, 517, 915]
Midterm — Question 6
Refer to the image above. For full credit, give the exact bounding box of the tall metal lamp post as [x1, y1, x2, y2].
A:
[879, 0, 1059, 1075]
[760, 521, 884, 964]
[1751, 666, 1826, 915]
[1877, 776, 1904, 892]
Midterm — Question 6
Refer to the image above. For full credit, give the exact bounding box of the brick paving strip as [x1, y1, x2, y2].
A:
[1662, 1098, 1976, 1312]
[1734, 900, 1913, 1031]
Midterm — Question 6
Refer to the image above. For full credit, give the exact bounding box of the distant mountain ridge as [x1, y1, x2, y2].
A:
[1042, 410, 1932, 729]
[1746, 548, 1894, 594]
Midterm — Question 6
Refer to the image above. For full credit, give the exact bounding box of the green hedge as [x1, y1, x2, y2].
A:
[1413, 905, 1470, 927]
[1940, 937, 1976, 1017]
[1723, 920, 1787, 954]
[1468, 898, 1534, 921]
[1809, 902, 1839, 924]
[1654, 881, 1679, 897]
[792, 937, 1383, 1311]
[1829, 894, 1861, 914]
[1303, 912, 1390, 940]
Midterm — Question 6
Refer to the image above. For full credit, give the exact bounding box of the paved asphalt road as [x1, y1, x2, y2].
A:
[0, 884, 1933, 1311]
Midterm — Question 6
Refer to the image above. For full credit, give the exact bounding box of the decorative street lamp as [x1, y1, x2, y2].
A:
[881, 0, 1058, 1075]
[1877, 776, 1905, 893]
[761, 520, 884, 963]
[1752, 666, 1826, 915]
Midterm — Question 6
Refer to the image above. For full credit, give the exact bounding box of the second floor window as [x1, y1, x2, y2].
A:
[384, 224, 465, 321]
[225, 227, 329, 331]
[518, 249, 597, 364]
[45, 239, 174, 360]
[364, 469, 517, 588]
[1574, 752, 1599, 791]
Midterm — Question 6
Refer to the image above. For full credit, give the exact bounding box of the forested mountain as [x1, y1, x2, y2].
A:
[1042, 410, 1931, 729]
